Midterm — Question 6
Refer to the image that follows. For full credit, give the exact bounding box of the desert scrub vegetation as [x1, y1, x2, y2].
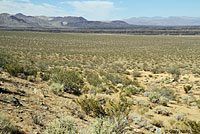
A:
[0, 113, 23, 134]
[184, 120, 200, 134]
[121, 85, 145, 97]
[147, 87, 176, 106]
[50, 69, 84, 95]
[2, 32, 200, 133]
[85, 71, 102, 87]
[45, 116, 130, 134]
[45, 116, 79, 134]
[76, 95, 131, 118]
[93, 117, 130, 134]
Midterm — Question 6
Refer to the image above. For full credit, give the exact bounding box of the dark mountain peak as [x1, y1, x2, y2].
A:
[52, 16, 88, 23]
[111, 20, 128, 25]
[15, 13, 26, 17]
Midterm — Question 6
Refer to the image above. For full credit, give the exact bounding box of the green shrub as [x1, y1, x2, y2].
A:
[121, 77, 138, 87]
[0, 113, 23, 134]
[123, 85, 144, 96]
[86, 71, 102, 87]
[151, 87, 176, 100]
[45, 116, 78, 134]
[76, 95, 131, 118]
[149, 92, 169, 106]
[149, 92, 161, 103]
[0, 52, 13, 68]
[22, 64, 38, 77]
[49, 83, 64, 96]
[184, 120, 200, 134]
[159, 96, 169, 106]
[51, 69, 84, 95]
[104, 73, 122, 85]
[168, 67, 181, 82]
[4, 62, 24, 77]
[76, 95, 106, 117]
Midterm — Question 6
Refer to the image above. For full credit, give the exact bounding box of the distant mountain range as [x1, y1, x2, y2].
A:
[124, 17, 200, 26]
[1, 13, 200, 29]
[0, 13, 131, 28]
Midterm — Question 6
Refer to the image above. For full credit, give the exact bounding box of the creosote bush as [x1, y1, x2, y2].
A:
[51, 69, 84, 95]
[86, 71, 102, 87]
[122, 85, 145, 97]
[76, 95, 131, 118]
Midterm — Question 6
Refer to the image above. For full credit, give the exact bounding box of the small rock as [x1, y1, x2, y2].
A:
[143, 91, 151, 97]
[155, 128, 162, 134]
[11, 97, 22, 106]
[25, 84, 29, 87]
[117, 83, 123, 88]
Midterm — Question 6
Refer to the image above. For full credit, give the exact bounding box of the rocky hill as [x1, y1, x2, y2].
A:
[0, 13, 131, 28]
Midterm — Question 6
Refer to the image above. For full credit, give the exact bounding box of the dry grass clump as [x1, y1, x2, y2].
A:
[45, 116, 78, 134]
[0, 113, 23, 134]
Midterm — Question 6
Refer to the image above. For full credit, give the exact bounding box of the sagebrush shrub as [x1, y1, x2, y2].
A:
[45, 116, 78, 134]
[151, 87, 176, 100]
[49, 83, 64, 96]
[93, 117, 130, 134]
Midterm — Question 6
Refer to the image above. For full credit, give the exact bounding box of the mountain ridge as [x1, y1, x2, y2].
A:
[124, 16, 200, 26]
[0, 13, 131, 28]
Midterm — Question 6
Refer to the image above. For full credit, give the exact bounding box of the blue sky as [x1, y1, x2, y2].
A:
[0, 0, 200, 20]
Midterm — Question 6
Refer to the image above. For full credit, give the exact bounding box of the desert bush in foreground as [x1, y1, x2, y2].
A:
[0, 114, 23, 134]
[45, 116, 78, 134]
[51, 69, 84, 95]
[0, 51, 13, 68]
[93, 117, 130, 134]
[76, 95, 131, 118]
[184, 120, 200, 134]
